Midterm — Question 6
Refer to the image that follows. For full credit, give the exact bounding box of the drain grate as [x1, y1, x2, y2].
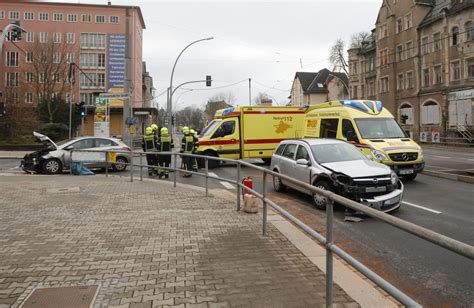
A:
[20, 285, 99, 308]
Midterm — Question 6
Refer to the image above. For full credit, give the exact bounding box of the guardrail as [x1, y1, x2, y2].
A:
[70, 149, 474, 308]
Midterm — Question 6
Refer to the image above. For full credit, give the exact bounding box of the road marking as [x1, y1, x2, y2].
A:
[209, 172, 235, 190]
[9, 166, 20, 170]
[432, 155, 450, 159]
[402, 201, 442, 214]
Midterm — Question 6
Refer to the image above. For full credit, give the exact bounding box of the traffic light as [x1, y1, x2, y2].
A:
[75, 102, 86, 117]
[172, 114, 175, 125]
[206, 75, 212, 87]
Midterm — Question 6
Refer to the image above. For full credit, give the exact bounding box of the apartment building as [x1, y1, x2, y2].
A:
[348, 0, 474, 143]
[0, 1, 147, 136]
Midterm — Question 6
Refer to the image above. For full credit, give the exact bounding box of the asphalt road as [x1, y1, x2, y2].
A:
[422, 146, 474, 173]
[1, 154, 473, 306]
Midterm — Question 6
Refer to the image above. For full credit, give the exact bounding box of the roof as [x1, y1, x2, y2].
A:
[294, 72, 318, 92]
[419, 0, 448, 28]
[17, 1, 146, 29]
[294, 69, 348, 95]
[306, 69, 331, 94]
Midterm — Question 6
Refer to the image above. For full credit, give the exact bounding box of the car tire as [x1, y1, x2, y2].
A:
[42, 158, 62, 174]
[204, 151, 219, 169]
[112, 156, 128, 172]
[312, 180, 334, 210]
[272, 170, 286, 192]
[402, 173, 417, 181]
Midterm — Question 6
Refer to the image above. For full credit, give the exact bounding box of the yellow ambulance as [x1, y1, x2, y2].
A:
[304, 100, 425, 180]
[197, 106, 306, 167]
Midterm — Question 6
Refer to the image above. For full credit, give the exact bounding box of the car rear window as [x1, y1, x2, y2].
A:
[275, 144, 286, 156]
[282, 144, 297, 159]
[95, 139, 117, 147]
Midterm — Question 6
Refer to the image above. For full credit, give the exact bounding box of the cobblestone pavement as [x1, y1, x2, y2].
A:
[0, 174, 358, 308]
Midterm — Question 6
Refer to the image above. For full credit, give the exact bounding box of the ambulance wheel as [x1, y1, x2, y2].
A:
[204, 151, 219, 168]
[272, 170, 286, 192]
[42, 158, 62, 174]
[402, 173, 417, 181]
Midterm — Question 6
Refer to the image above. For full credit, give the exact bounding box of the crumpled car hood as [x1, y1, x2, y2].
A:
[321, 160, 390, 178]
[33, 131, 57, 150]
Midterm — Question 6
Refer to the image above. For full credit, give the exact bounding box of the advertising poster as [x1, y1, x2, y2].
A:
[108, 34, 126, 108]
[94, 97, 110, 137]
[431, 129, 440, 143]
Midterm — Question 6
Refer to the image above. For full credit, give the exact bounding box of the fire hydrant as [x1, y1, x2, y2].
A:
[242, 177, 258, 213]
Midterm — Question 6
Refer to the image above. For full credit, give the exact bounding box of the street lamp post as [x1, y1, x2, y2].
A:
[167, 37, 214, 130]
[328, 73, 350, 98]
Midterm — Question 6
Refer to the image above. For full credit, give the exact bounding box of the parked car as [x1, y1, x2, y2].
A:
[270, 138, 403, 213]
[21, 132, 131, 174]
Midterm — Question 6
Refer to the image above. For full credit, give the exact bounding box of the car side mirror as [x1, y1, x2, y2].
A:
[65, 145, 74, 151]
[296, 158, 310, 166]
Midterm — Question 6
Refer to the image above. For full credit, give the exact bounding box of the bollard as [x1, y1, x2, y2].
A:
[173, 153, 177, 188]
[236, 163, 241, 211]
[262, 172, 267, 235]
[70, 151, 73, 175]
[139, 153, 143, 181]
[205, 158, 209, 197]
[326, 200, 334, 307]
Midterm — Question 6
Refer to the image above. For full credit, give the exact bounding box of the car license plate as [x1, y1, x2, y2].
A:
[399, 169, 414, 175]
[366, 186, 386, 193]
[384, 196, 400, 206]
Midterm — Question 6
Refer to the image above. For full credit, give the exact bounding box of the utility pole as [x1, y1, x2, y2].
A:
[123, 8, 132, 146]
[249, 78, 252, 106]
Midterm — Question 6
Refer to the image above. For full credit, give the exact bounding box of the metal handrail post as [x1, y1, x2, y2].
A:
[236, 162, 241, 211]
[262, 172, 267, 235]
[69, 150, 73, 175]
[326, 201, 334, 308]
[130, 148, 134, 183]
[173, 153, 177, 188]
[139, 153, 143, 181]
[105, 151, 108, 177]
[205, 158, 209, 197]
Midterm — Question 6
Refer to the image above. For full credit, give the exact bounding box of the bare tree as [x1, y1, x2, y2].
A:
[253, 92, 270, 105]
[208, 91, 236, 105]
[350, 31, 372, 49]
[328, 38, 349, 75]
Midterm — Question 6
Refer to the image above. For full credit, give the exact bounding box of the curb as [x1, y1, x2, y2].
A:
[422, 170, 474, 184]
[0, 156, 23, 159]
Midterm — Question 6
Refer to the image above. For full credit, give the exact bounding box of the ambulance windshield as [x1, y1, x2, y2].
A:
[355, 118, 407, 139]
[202, 120, 222, 137]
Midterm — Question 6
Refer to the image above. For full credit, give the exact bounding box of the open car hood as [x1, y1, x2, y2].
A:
[33, 131, 57, 150]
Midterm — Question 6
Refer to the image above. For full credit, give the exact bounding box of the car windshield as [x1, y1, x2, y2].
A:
[311, 143, 368, 164]
[355, 118, 407, 139]
[201, 120, 222, 137]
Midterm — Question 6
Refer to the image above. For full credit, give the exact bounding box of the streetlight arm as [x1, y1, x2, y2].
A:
[0, 23, 28, 55]
[328, 73, 350, 96]
[171, 80, 209, 97]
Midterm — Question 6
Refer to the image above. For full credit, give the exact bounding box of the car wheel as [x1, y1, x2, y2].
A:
[312, 181, 334, 210]
[112, 156, 128, 172]
[273, 170, 286, 192]
[402, 173, 417, 181]
[204, 151, 219, 169]
[42, 158, 62, 174]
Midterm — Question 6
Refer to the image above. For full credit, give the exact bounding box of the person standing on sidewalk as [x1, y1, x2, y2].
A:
[190, 129, 199, 172]
[157, 127, 174, 178]
[180, 126, 194, 177]
[142, 127, 158, 176]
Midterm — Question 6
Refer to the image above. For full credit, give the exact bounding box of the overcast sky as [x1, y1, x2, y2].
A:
[48, 0, 381, 110]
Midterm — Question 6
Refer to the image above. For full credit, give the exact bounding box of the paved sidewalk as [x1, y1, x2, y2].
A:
[0, 174, 358, 308]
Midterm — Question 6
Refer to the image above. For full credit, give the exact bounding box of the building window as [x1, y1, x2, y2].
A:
[405, 13, 412, 29]
[421, 37, 429, 55]
[82, 14, 92, 23]
[39, 12, 49, 21]
[352, 86, 358, 98]
[67, 53, 75, 64]
[80, 33, 106, 49]
[406, 41, 413, 58]
[380, 49, 389, 65]
[39, 73, 45, 84]
[397, 45, 403, 61]
[421, 101, 440, 124]
[26, 52, 33, 63]
[6, 51, 19, 67]
[378, 23, 388, 39]
[433, 32, 441, 51]
[53, 52, 61, 64]
[452, 27, 459, 46]
[361, 84, 365, 97]
[109, 15, 119, 24]
[25, 92, 33, 103]
[95, 15, 105, 23]
[434, 65, 442, 84]
[98, 53, 105, 68]
[422, 68, 430, 87]
[52, 73, 60, 83]
[67, 14, 77, 22]
[5, 72, 19, 87]
[40, 51, 47, 63]
[24, 12, 34, 20]
[26, 32, 34, 43]
[368, 81, 375, 96]
[451, 61, 460, 81]
[466, 21, 474, 41]
[369, 55, 375, 71]
[0, 11, 5, 19]
[380, 77, 389, 93]
[53, 13, 63, 21]
[67, 33, 75, 44]
[406, 71, 414, 89]
[396, 18, 403, 33]
[80, 53, 106, 68]
[397, 73, 404, 90]
[400, 104, 414, 125]
[80, 93, 95, 105]
[9, 11, 19, 20]
[39, 32, 47, 43]
[26, 72, 34, 83]
[53, 32, 61, 44]
[467, 58, 474, 78]
[80, 73, 105, 89]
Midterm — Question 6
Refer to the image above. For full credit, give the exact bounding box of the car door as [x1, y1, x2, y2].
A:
[279, 143, 297, 189]
[92, 138, 118, 167]
[64, 138, 95, 168]
[210, 118, 240, 159]
[293, 144, 312, 191]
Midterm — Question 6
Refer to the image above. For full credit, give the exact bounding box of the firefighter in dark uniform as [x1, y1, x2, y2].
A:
[190, 129, 199, 172]
[157, 127, 174, 178]
[142, 126, 158, 176]
[180, 126, 194, 177]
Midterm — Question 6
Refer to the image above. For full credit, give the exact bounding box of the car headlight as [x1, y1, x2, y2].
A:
[390, 171, 398, 185]
[371, 149, 387, 161]
[418, 150, 423, 160]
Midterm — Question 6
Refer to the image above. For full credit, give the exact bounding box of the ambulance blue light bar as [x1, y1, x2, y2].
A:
[222, 107, 234, 116]
[339, 100, 383, 113]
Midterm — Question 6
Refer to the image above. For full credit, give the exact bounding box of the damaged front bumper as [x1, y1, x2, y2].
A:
[358, 181, 404, 212]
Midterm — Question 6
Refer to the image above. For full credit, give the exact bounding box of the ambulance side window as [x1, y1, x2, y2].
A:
[320, 119, 339, 138]
[212, 120, 235, 139]
[342, 119, 359, 143]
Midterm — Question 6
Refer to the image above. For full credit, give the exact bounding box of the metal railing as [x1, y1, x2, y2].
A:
[69, 149, 474, 308]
